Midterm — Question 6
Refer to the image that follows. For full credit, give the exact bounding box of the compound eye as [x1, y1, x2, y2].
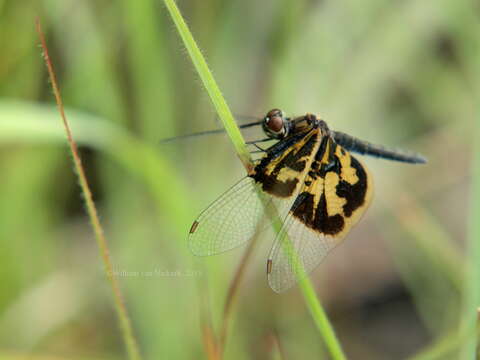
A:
[264, 109, 284, 134]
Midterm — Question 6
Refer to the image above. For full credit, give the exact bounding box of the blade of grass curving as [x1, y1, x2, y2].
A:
[298, 279, 345, 358]
[162, 1, 346, 359]
[35, 19, 142, 360]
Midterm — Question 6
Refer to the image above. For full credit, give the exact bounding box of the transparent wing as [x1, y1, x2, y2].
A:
[189, 177, 291, 256]
[267, 214, 342, 293]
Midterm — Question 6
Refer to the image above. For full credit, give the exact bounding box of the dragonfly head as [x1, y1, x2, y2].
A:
[262, 109, 291, 139]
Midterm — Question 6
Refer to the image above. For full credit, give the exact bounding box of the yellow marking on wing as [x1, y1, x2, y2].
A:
[310, 175, 323, 210]
[319, 139, 331, 164]
[336, 145, 359, 185]
[333, 148, 373, 240]
[276, 167, 300, 182]
[324, 172, 346, 217]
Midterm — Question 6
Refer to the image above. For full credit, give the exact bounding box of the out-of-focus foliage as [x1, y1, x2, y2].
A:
[0, 1, 477, 359]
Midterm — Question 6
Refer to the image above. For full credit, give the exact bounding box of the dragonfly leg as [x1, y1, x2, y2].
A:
[246, 138, 272, 144]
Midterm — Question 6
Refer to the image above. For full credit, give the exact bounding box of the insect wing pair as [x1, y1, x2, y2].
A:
[188, 109, 426, 293]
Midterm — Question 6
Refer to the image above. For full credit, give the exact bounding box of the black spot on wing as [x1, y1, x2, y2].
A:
[291, 192, 345, 235]
[315, 137, 341, 178]
[291, 192, 314, 224]
[259, 177, 299, 197]
[315, 136, 329, 161]
[314, 194, 345, 235]
[318, 156, 340, 178]
[336, 155, 368, 217]
[287, 159, 307, 172]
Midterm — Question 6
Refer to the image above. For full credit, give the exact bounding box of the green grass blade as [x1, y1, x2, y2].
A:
[162, 1, 346, 359]
[162, 0, 251, 172]
[298, 278, 346, 359]
[36, 20, 142, 360]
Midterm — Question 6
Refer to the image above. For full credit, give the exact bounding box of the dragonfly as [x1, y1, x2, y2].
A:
[186, 109, 426, 293]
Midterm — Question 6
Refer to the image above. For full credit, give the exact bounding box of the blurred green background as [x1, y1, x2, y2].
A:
[0, 0, 478, 359]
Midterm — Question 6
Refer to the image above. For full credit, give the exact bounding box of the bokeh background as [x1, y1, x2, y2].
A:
[0, 1, 478, 359]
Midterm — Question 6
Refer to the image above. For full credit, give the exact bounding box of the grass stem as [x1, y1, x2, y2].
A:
[36, 19, 142, 360]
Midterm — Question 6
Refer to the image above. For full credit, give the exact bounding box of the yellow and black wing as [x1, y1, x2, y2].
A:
[267, 137, 374, 293]
[188, 128, 320, 256]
